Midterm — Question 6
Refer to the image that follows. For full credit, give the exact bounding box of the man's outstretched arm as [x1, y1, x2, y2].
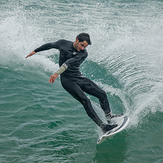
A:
[26, 42, 59, 58]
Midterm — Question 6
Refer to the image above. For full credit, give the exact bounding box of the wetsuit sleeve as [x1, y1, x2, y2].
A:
[34, 42, 59, 53]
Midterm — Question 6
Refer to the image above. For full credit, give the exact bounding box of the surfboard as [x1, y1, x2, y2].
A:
[97, 115, 129, 144]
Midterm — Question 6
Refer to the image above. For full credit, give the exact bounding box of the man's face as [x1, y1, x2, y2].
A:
[74, 39, 88, 51]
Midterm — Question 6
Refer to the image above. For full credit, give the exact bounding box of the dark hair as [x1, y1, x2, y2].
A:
[76, 33, 91, 45]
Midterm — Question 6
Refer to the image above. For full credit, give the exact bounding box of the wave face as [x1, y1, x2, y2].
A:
[0, 0, 163, 162]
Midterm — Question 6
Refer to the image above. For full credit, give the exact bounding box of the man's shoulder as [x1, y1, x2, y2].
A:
[57, 39, 72, 45]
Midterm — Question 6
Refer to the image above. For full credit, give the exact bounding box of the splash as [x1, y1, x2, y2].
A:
[0, 4, 58, 73]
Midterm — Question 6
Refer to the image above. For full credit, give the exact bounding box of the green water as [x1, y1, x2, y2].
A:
[0, 0, 163, 162]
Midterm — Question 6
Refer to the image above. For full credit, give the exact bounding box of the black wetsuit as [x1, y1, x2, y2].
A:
[34, 39, 111, 127]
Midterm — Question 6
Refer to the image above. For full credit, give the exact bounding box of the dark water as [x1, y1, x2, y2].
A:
[0, 0, 163, 162]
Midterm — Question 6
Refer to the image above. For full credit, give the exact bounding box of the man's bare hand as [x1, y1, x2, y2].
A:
[26, 51, 36, 58]
[48, 73, 59, 84]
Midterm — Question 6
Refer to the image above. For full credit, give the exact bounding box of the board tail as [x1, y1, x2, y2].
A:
[97, 115, 129, 144]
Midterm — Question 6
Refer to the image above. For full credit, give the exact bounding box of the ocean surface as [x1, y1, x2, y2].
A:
[0, 0, 163, 162]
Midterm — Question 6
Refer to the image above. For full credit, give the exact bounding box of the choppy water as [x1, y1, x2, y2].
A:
[0, 0, 163, 162]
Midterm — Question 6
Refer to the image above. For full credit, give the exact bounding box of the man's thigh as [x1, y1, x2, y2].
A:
[61, 78, 88, 103]
[79, 77, 105, 98]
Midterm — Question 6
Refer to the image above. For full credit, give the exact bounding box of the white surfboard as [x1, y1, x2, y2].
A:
[97, 115, 129, 144]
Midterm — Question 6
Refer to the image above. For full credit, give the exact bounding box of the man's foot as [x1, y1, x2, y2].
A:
[105, 112, 124, 124]
[101, 123, 118, 134]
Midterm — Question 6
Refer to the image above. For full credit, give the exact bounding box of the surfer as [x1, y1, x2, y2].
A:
[26, 33, 120, 133]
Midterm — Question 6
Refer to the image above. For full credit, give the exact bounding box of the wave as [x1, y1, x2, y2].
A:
[1, 0, 163, 128]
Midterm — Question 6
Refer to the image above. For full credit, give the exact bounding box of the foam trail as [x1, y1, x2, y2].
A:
[87, 6, 163, 126]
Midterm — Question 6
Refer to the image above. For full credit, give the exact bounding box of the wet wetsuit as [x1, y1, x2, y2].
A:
[34, 39, 111, 127]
